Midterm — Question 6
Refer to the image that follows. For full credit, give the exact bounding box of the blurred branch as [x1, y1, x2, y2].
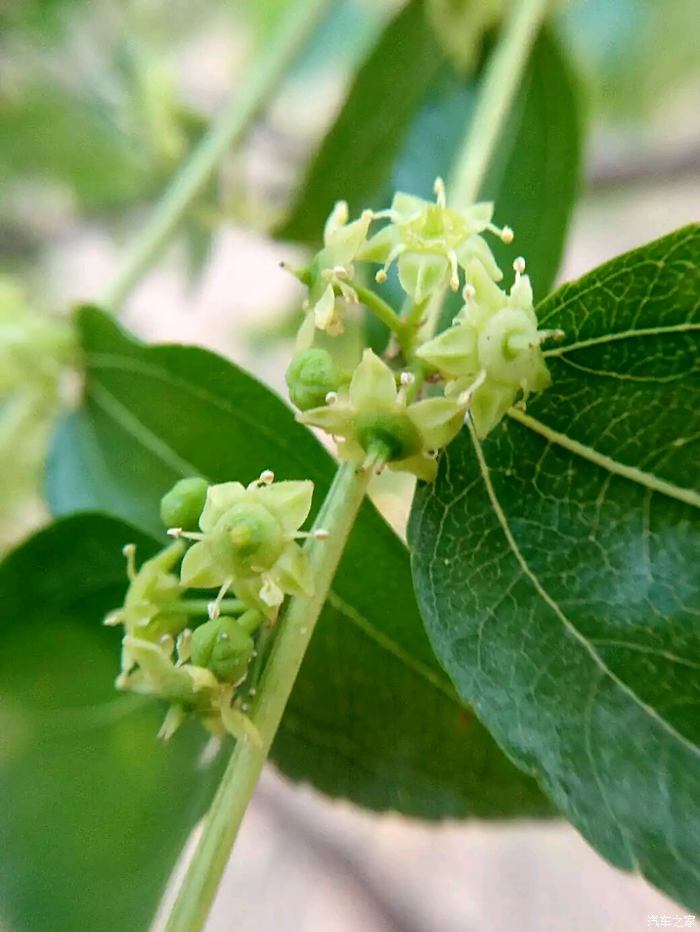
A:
[104, 0, 331, 310]
[587, 144, 700, 193]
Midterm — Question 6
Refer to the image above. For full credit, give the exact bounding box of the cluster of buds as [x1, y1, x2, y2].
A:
[106, 471, 325, 741]
[285, 178, 558, 475]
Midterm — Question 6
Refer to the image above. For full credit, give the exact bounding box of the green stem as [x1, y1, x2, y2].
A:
[351, 281, 407, 339]
[104, 0, 330, 310]
[164, 461, 372, 932]
[449, 0, 551, 206]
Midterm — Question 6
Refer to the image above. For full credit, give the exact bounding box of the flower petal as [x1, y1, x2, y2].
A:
[349, 348, 397, 410]
[180, 541, 228, 588]
[358, 224, 399, 263]
[254, 480, 314, 535]
[199, 482, 245, 531]
[416, 321, 480, 379]
[407, 397, 464, 450]
[271, 542, 314, 598]
[397, 252, 448, 303]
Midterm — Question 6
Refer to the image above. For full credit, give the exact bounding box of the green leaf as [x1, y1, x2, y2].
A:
[277, 0, 444, 244]
[0, 514, 225, 932]
[410, 226, 700, 906]
[47, 305, 550, 819]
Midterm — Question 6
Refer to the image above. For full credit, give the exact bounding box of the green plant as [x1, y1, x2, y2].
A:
[1, 1, 698, 930]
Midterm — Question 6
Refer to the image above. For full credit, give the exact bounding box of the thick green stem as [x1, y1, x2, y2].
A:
[104, 0, 330, 310]
[164, 461, 372, 932]
[449, 0, 551, 206]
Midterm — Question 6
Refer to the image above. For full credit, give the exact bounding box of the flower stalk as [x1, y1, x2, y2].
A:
[164, 461, 372, 932]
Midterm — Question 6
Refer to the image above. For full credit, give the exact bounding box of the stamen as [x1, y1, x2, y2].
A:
[447, 249, 460, 291]
[122, 543, 137, 581]
[458, 370, 487, 411]
[208, 578, 233, 619]
[159, 634, 175, 656]
[103, 610, 122, 627]
[295, 528, 330, 541]
[176, 628, 192, 665]
[168, 528, 205, 541]
[433, 176, 447, 207]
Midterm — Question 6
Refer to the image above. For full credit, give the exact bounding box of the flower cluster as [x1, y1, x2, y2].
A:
[106, 471, 324, 741]
[285, 178, 557, 475]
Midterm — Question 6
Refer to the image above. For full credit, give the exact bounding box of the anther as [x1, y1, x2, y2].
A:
[501, 226, 514, 244]
[325, 391, 338, 405]
[433, 176, 447, 207]
[375, 269, 388, 284]
[400, 371, 415, 386]
[122, 543, 137, 580]
[259, 469, 275, 485]
[167, 527, 183, 538]
[176, 628, 192, 664]
[462, 283, 476, 301]
[313, 528, 330, 540]
[513, 256, 526, 275]
[159, 634, 175, 655]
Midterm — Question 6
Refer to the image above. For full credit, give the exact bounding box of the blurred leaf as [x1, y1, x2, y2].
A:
[0, 90, 155, 210]
[560, 0, 700, 119]
[410, 226, 700, 907]
[46, 306, 552, 818]
[277, 0, 444, 243]
[0, 514, 225, 932]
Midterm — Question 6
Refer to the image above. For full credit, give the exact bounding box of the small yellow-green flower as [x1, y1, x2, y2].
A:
[117, 635, 260, 744]
[358, 178, 510, 303]
[104, 541, 188, 670]
[297, 201, 373, 346]
[417, 258, 555, 437]
[178, 477, 315, 617]
[299, 348, 468, 481]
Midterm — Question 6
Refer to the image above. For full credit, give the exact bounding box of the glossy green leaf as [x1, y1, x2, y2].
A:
[0, 514, 225, 932]
[46, 305, 550, 819]
[277, 0, 444, 244]
[410, 226, 700, 906]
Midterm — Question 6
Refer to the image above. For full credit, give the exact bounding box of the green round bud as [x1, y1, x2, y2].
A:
[286, 349, 341, 411]
[355, 410, 422, 462]
[190, 616, 254, 684]
[160, 477, 209, 530]
[210, 502, 285, 575]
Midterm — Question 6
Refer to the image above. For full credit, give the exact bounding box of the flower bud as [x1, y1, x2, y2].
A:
[190, 616, 254, 684]
[286, 349, 342, 411]
[210, 502, 285, 576]
[160, 476, 209, 530]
